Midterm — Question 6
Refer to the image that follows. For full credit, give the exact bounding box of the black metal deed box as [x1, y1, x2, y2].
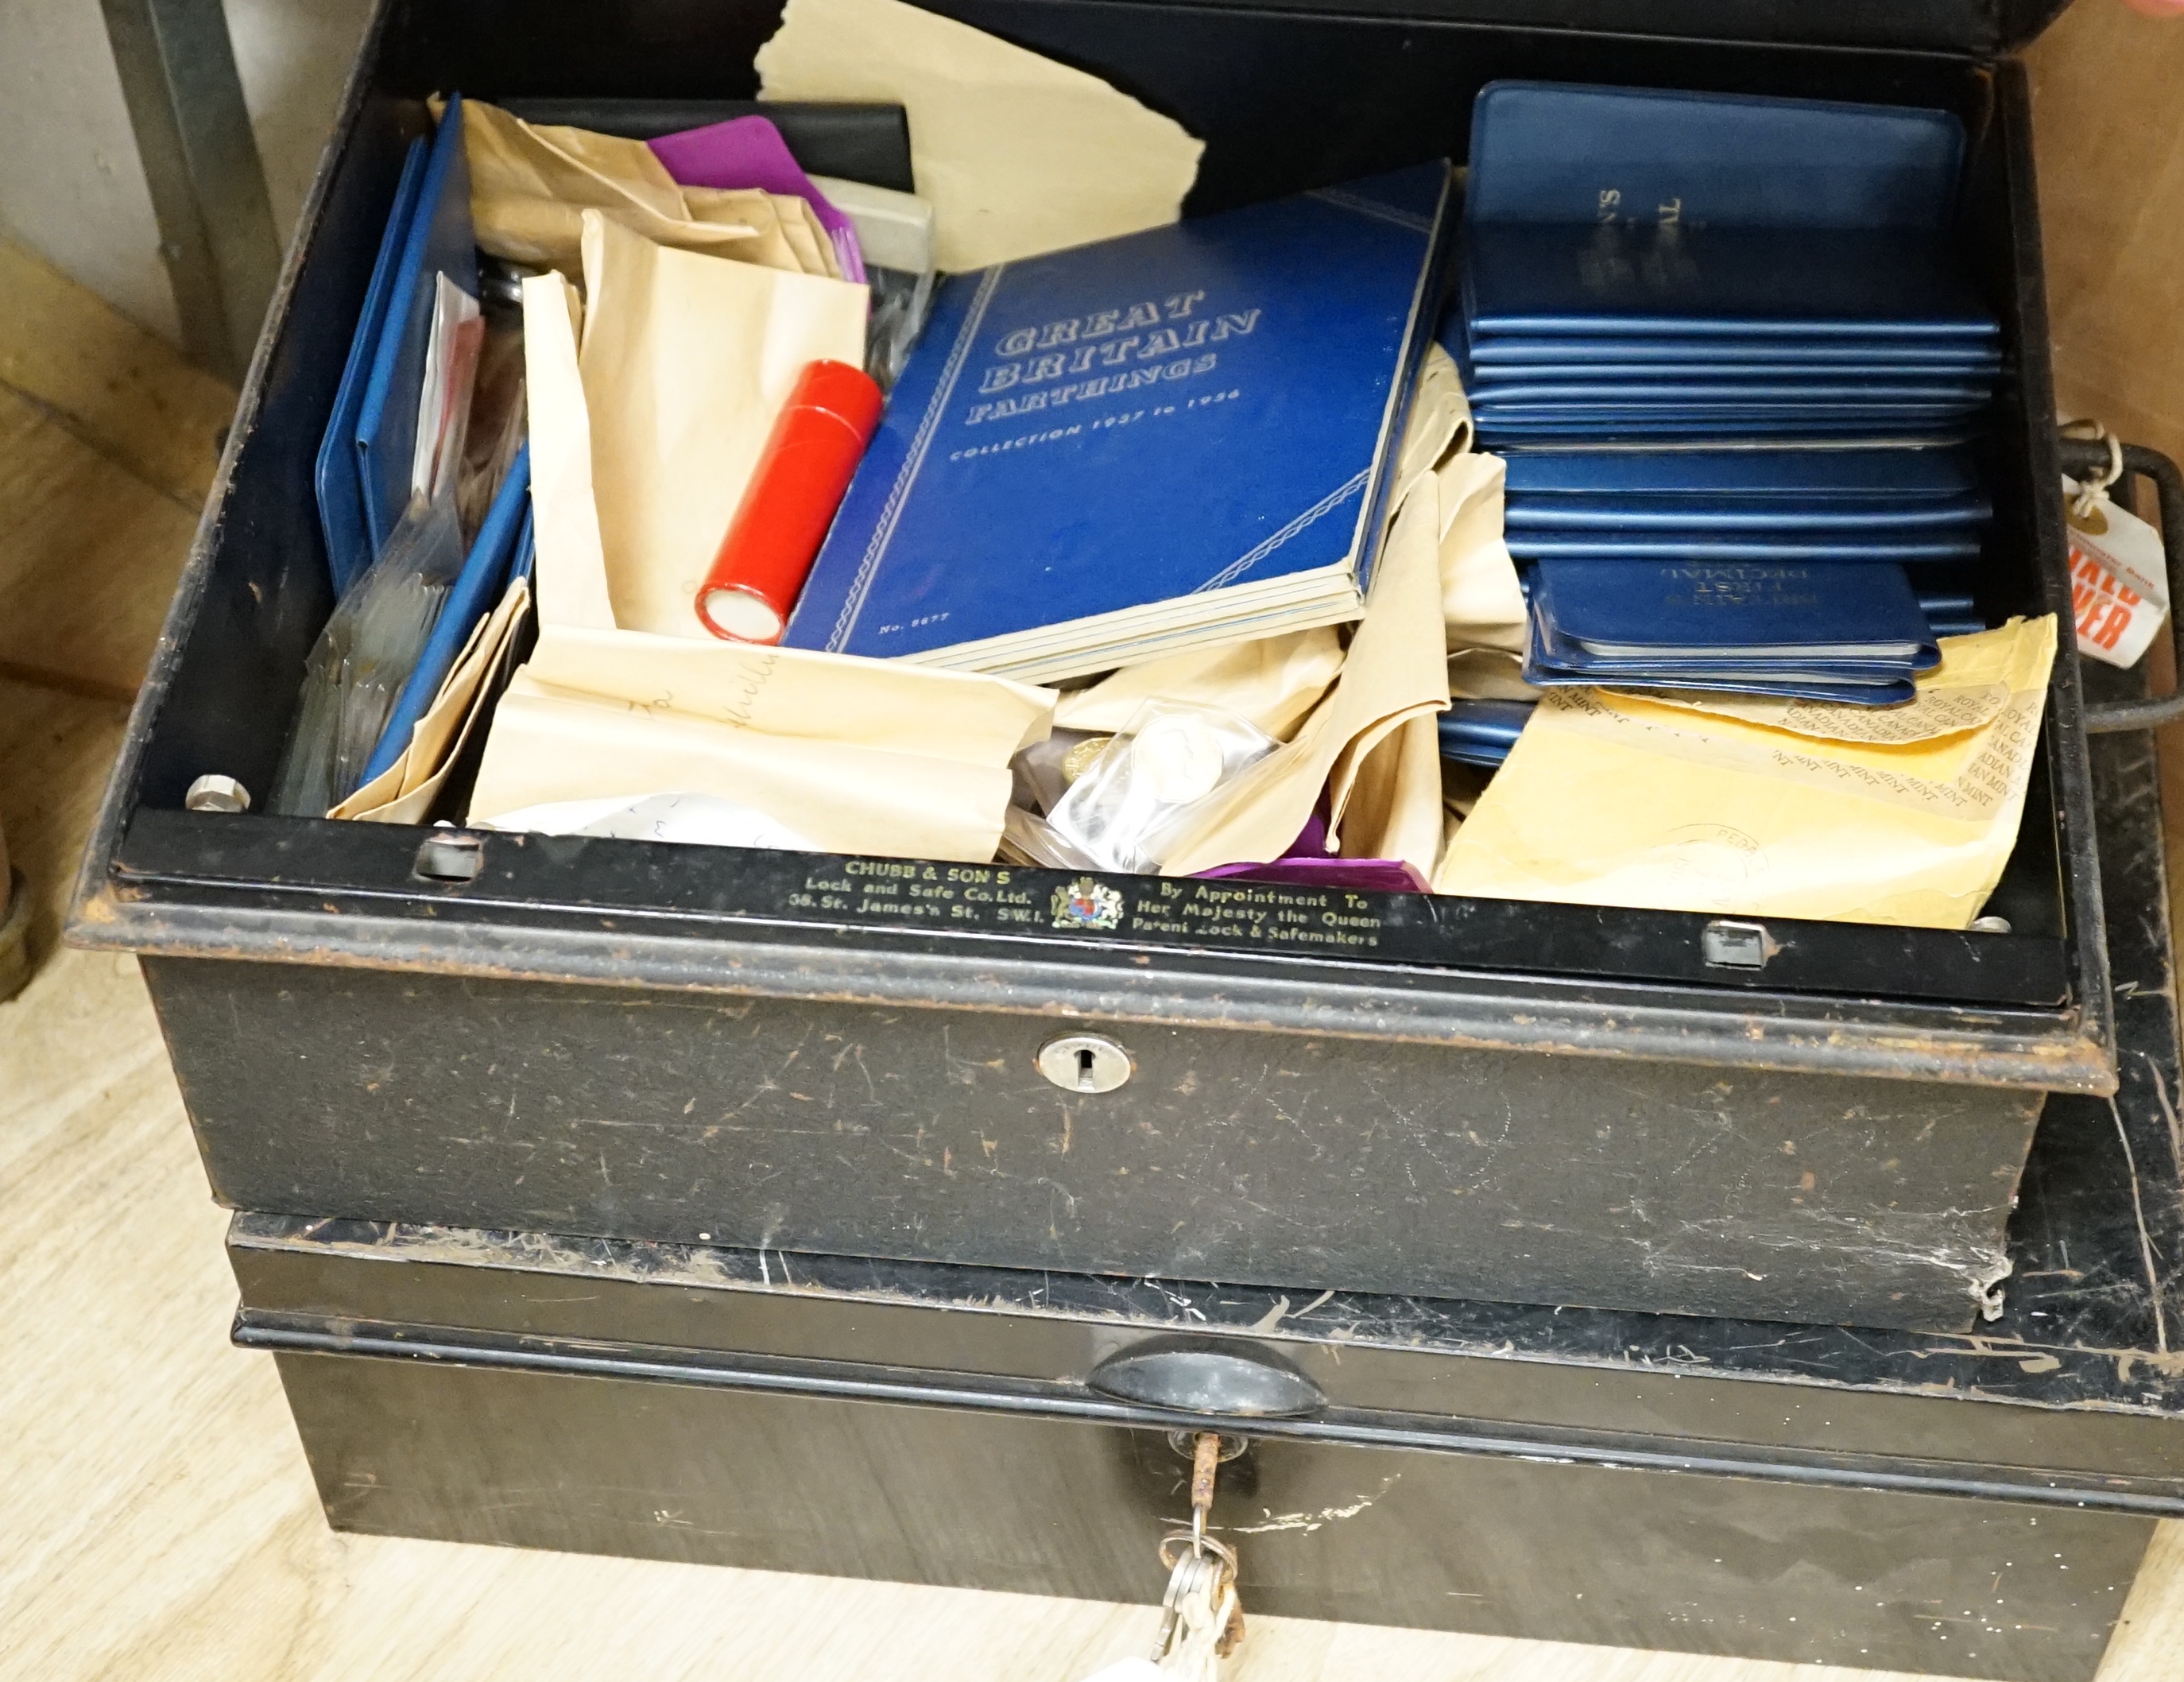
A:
[224, 713, 2184, 1682]
[74, 0, 2116, 1332]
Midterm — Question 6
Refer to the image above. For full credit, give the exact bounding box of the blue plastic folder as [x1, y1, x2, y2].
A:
[1465, 83, 1966, 231]
[314, 140, 426, 597]
[1500, 447, 1983, 501]
[1522, 558, 1938, 704]
[1504, 494, 1992, 533]
[1439, 700, 1535, 769]
[1462, 224, 1999, 343]
[1507, 531, 1983, 563]
[353, 95, 477, 559]
[358, 444, 530, 787]
[1464, 336, 2004, 372]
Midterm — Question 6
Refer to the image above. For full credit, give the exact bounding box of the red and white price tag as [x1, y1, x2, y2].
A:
[2066, 475, 2170, 669]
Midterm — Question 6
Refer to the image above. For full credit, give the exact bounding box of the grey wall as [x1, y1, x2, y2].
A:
[0, 0, 373, 346]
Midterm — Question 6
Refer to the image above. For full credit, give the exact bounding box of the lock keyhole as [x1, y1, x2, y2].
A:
[1036, 1033, 1133, 1094]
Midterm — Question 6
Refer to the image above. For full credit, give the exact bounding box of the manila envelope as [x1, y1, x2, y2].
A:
[331, 577, 532, 824]
[460, 98, 811, 275]
[1434, 617, 2059, 928]
[578, 211, 866, 641]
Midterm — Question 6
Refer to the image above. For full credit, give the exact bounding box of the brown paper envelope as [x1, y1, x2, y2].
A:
[331, 579, 534, 822]
[501, 252, 1045, 859]
[681, 187, 807, 273]
[470, 677, 1017, 862]
[520, 273, 619, 631]
[578, 212, 868, 641]
[1433, 617, 2058, 928]
[1437, 451, 1526, 651]
[1052, 627, 1343, 742]
[755, 0, 1202, 272]
[765, 192, 838, 277]
[1325, 478, 1457, 836]
[1396, 344, 1472, 483]
[397, 579, 533, 800]
[1335, 710, 1446, 877]
[523, 623, 1055, 763]
[1158, 471, 1450, 872]
[463, 99, 762, 272]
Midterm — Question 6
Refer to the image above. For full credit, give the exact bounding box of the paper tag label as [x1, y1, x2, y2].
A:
[2066, 476, 2169, 669]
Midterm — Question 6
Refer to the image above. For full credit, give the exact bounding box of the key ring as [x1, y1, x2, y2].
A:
[1160, 1531, 1239, 1578]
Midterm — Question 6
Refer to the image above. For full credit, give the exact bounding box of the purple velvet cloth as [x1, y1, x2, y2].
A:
[648, 116, 866, 284]
[1191, 812, 1431, 893]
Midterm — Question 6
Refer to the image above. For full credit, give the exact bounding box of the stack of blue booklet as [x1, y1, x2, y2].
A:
[1525, 559, 1940, 704]
[1454, 83, 2001, 446]
[1436, 83, 2004, 721]
[1498, 444, 1992, 564]
[784, 163, 1454, 682]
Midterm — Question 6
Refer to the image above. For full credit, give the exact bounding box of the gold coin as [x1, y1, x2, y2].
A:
[1061, 735, 1114, 784]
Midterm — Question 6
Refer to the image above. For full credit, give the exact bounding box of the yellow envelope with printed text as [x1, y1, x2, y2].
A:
[1433, 618, 2058, 928]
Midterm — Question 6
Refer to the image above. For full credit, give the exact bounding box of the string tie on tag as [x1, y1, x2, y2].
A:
[2062, 417, 2125, 519]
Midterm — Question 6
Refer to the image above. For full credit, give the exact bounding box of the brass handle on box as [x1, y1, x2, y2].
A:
[2060, 435, 2184, 733]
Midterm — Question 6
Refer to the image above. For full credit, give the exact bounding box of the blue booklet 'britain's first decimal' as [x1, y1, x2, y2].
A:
[783, 162, 1453, 683]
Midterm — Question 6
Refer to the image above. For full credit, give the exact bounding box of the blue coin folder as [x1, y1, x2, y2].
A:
[313, 138, 427, 597]
[351, 95, 478, 562]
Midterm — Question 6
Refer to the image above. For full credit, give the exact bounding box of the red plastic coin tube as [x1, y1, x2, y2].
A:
[695, 358, 885, 642]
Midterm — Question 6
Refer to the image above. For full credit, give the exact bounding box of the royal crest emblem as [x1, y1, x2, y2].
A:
[1051, 876, 1125, 932]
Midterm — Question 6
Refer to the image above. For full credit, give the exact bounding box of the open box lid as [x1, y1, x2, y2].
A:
[1176, 0, 2079, 56]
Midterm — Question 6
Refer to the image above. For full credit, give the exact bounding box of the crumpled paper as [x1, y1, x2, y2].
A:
[755, 0, 1203, 271]
[1149, 345, 1489, 875]
[329, 576, 532, 824]
[1433, 617, 2059, 928]
[1055, 629, 1343, 742]
[459, 98, 844, 278]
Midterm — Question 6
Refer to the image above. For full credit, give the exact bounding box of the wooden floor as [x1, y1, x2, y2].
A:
[6, 219, 2184, 1680]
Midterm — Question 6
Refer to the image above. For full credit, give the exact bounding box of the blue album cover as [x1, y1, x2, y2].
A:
[785, 163, 1452, 677]
[354, 95, 478, 557]
[1481, 419, 1981, 444]
[1524, 610, 1926, 704]
[1463, 223, 1996, 341]
[1466, 83, 1966, 231]
[1439, 700, 1535, 745]
[1509, 530, 1982, 562]
[1530, 559, 1935, 661]
[1504, 492, 1992, 532]
[1462, 335, 2003, 372]
[316, 138, 426, 597]
[1468, 361, 1998, 386]
[1501, 446, 1982, 500]
[1467, 376, 1994, 407]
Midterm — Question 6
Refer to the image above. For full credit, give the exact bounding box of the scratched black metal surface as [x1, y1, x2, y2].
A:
[236, 663, 2184, 1433]
[234, 698, 2184, 1423]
